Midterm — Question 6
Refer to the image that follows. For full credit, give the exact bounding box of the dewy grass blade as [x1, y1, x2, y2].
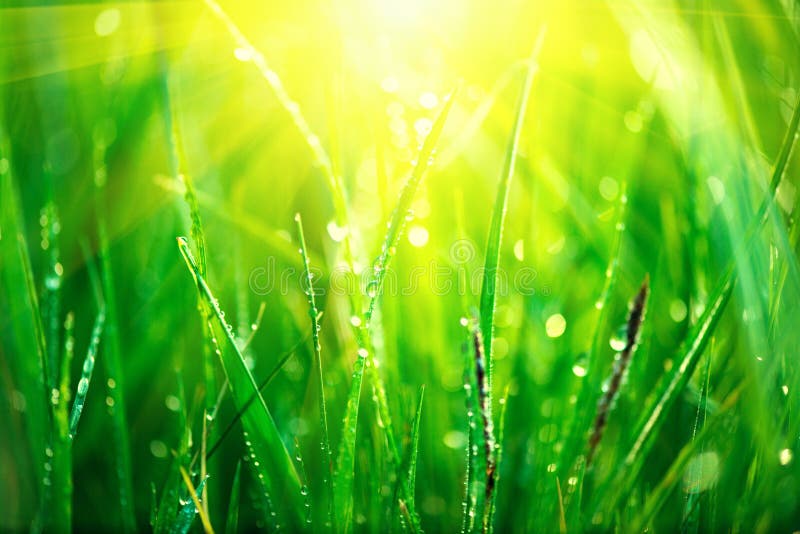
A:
[406, 386, 425, 497]
[295, 213, 334, 527]
[177, 237, 304, 528]
[487, 387, 510, 533]
[68, 306, 106, 439]
[478, 30, 544, 389]
[165, 75, 216, 514]
[175, 469, 212, 534]
[365, 86, 459, 321]
[332, 339, 370, 534]
[52, 312, 76, 528]
[332, 86, 458, 534]
[398, 385, 426, 531]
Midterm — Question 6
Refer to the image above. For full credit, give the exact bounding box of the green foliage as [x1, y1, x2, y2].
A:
[4, 0, 800, 532]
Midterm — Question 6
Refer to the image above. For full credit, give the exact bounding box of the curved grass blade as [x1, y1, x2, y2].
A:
[174, 469, 211, 534]
[478, 30, 544, 389]
[398, 386, 425, 532]
[365, 85, 459, 321]
[225, 461, 242, 534]
[406, 386, 425, 497]
[295, 213, 334, 526]
[68, 306, 106, 439]
[332, 340, 369, 534]
[177, 237, 304, 528]
[333, 85, 459, 534]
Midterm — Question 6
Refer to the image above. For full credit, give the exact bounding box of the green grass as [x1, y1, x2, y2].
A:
[3, 0, 800, 532]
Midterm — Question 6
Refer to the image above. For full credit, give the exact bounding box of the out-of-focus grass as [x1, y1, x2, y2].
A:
[2, 0, 800, 532]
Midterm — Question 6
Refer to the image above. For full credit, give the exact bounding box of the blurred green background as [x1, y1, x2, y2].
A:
[3, 0, 800, 531]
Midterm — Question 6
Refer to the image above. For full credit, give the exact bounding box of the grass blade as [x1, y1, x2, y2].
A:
[67, 306, 106, 439]
[333, 85, 458, 534]
[406, 386, 425, 497]
[478, 30, 544, 389]
[295, 213, 334, 527]
[177, 237, 304, 529]
[174, 469, 211, 534]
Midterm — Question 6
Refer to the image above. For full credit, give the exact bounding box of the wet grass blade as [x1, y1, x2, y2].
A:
[406, 386, 425, 497]
[295, 213, 334, 526]
[332, 86, 458, 534]
[174, 469, 211, 534]
[177, 237, 304, 529]
[67, 306, 106, 439]
[397, 386, 425, 531]
[332, 339, 369, 534]
[365, 85, 459, 319]
[51, 312, 76, 528]
[478, 31, 544, 389]
[597, 86, 800, 520]
[225, 461, 242, 534]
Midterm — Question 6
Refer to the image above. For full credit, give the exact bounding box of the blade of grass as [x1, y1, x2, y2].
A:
[175, 469, 212, 534]
[51, 312, 75, 529]
[594, 267, 734, 521]
[164, 73, 217, 518]
[397, 385, 425, 531]
[333, 85, 459, 534]
[478, 30, 544, 390]
[295, 213, 334, 527]
[67, 306, 106, 439]
[177, 237, 304, 529]
[155, 371, 191, 534]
